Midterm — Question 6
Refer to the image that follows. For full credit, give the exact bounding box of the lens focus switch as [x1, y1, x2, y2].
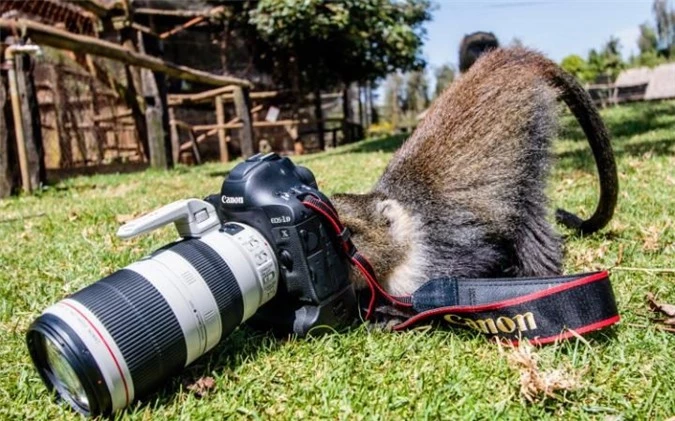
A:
[279, 249, 293, 271]
[255, 251, 269, 266]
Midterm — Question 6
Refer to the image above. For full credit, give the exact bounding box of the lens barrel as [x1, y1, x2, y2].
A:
[27, 223, 277, 416]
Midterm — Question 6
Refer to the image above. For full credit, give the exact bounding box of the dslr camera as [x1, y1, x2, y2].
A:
[26, 153, 357, 416]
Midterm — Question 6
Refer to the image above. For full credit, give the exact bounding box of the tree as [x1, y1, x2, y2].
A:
[652, 0, 675, 56]
[249, 0, 433, 89]
[600, 36, 625, 81]
[433, 64, 455, 98]
[383, 73, 404, 127]
[638, 22, 659, 54]
[247, 0, 432, 145]
[633, 22, 665, 67]
[583, 38, 625, 83]
[560, 54, 589, 81]
[403, 70, 429, 114]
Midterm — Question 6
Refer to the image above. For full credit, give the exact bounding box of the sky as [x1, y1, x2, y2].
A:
[423, 0, 654, 74]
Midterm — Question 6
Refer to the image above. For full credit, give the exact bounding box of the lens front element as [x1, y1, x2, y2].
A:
[43, 335, 89, 411]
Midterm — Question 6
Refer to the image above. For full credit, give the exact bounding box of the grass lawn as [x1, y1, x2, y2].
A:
[1, 100, 674, 420]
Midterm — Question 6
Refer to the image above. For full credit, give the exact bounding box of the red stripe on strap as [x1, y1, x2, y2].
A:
[512, 315, 621, 346]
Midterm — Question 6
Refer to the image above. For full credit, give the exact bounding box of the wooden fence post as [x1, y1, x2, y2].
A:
[87, 71, 105, 163]
[341, 84, 352, 143]
[119, 27, 149, 161]
[51, 61, 72, 168]
[168, 106, 180, 164]
[139, 21, 172, 169]
[233, 86, 255, 158]
[15, 53, 45, 190]
[215, 94, 228, 162]
[0, 69, 15, 197]
[313, 86, 325, 150]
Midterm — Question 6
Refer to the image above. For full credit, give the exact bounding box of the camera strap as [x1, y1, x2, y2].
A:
[301, 193, 620, 345]
[388, 271, 619, 345]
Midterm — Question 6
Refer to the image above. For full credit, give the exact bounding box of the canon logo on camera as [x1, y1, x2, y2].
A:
[221, 195, 244, 205]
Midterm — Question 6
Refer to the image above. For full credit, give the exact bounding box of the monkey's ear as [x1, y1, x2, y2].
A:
[375, 199, 397, 225]
[375, 199, 415, 243]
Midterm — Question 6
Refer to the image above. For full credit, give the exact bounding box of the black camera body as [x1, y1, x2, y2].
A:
[208, 153, 357, 335]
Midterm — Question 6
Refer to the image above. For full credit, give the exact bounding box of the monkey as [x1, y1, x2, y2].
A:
[458, 31, 500, 73]
[330, 47, 618, 297]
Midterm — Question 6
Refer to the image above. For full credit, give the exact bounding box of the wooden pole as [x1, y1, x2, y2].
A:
[187, 128, 202, 165]
[365, 81, 373, 127]
[139, 19, 172, 169]
[215, 95, 228, 162]
[51, 60, 72, 168]
[132, 8, 214, 18]
[233, 86, 255, 158]
[142, 83, 167, 168]
[191, 119, 306, 131]
[313, 84, 325, 151]
[167, 88, 277, 106]
[119, 26, 149, 161]
[6, 45, 44, 192]
[61, 0, 118, 18]
[7, 61, 30, 192]
[342, 84, 351, 144]
[168, 107, 180, 165]
[159, 16, 206, 40]
[358, 85, 364, 128]
[167, 85, 235, 106]
[85, 57, 105, 163]
[65, 71, 88, 165]
[23, 51, 46, 187]
[178, 127, 218, 152]
[0, 19, 253, 88]
[367, 81, 376, 124]
[0, 67, 14, 197]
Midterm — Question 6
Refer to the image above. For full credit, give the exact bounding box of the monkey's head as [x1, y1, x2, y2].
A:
[330, 192, 428, 296]
[459, 31, 500, 73]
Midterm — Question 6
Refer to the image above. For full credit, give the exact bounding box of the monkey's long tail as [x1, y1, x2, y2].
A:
[547, 66, 618, 235]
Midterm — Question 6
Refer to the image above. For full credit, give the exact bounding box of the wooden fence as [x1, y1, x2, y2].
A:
[0, 1, 369, 197]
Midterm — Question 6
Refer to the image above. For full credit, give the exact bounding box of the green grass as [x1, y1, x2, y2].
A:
[1, 100, 674, 420]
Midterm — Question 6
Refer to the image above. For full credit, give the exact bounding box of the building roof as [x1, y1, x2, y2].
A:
[614, 67, 652, 87]
[644, 63, 675, 100]
[611, 63, 675, 101]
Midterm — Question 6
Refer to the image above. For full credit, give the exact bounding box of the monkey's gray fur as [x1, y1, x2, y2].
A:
[331, 47, 618, 296]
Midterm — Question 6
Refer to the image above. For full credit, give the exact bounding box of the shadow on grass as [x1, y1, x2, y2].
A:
[556, 101, 674, 174]
[559, 227, 624, 243]
[131, 321, 360, 415]
[124, 317, 619, 416]
[126, 313, 486, 415]
[207, 170, 231, 179]
[341, 134, 407, 154]
[560, 100, 675, 143]
[556, 135, 674, 174]
[129, 327, 282, 415]
[45, 162, 149, 185]
[293, 134, 407, 166]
